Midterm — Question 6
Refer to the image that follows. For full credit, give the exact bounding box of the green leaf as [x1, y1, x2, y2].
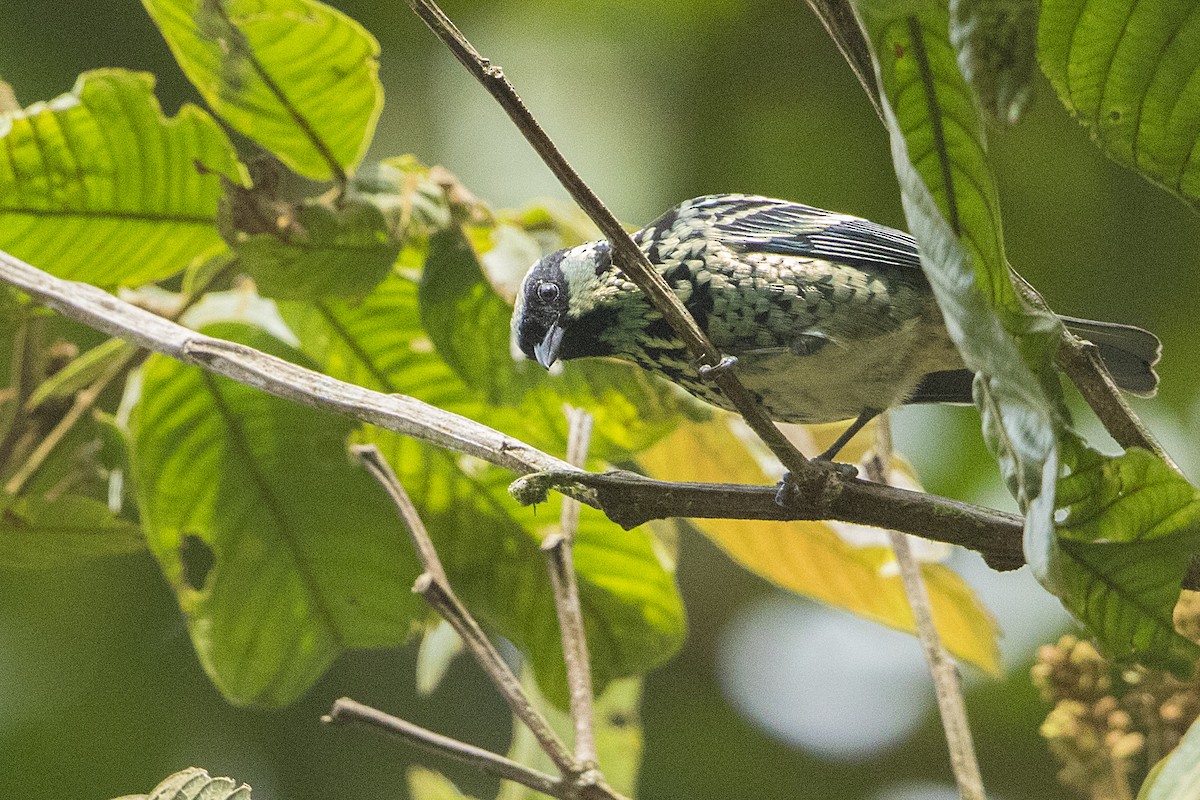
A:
[0, 70, 239, 286]
[0, 492, 145, 567]
[1052, 443, 1200, 674]
[1139, 716, 1200, 800]
[143, 0, 383, 180]
[857, 1, 1062, 574]
[121, 767, 252, 800]
[498, 672, 644, 800]
[1039, 0, 1200, 210]
[229, 195, 400, 299]
[130, 322, 421, 707]
[949, 0, 1038, 125]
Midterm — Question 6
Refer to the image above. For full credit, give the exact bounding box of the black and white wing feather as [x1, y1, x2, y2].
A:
[679, 194, 923, 271]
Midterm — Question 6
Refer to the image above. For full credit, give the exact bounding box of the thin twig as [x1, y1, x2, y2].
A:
[353, 444, 577, 775]
[324, 697, 561, 796]
[866, 417, 986, 800]
[405, 0, 822, 486]
[542, 407, 597, 766]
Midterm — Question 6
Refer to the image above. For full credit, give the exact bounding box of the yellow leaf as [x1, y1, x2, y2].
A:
[638, 416, 1001, 675]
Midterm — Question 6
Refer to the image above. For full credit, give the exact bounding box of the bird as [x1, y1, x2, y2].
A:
[511, 194, 1161, 461]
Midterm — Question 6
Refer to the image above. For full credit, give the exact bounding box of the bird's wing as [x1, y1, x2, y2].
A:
[698, 195, 923, 272]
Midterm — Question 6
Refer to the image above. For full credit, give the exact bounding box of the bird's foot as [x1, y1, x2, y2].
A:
[697, 355, 738, 380]
[774, 460, 857, 507]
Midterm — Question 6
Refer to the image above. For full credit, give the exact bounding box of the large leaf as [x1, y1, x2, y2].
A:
[638, 416, 1001, 674]
[0, 492, 145, 568]
[1053, 443, 1200, 674]
[143, 0, 383, 180]
[130, 322, 421, 707]
[1039, 0, 1200, 210]
[0, 70, 239, 286]
[857, 0, 1061, 575]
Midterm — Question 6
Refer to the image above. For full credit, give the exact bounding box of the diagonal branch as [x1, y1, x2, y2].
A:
[405, 0, 823, 486]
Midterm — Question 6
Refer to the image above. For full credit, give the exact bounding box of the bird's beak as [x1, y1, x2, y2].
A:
[533, 322, 566, 369]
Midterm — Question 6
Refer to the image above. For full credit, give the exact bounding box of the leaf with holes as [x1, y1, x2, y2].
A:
[143, 0, 383, 180]
[130, 322, 421, 707]
[1039, 0, 1200, 210]
[0, 70, 239, 286]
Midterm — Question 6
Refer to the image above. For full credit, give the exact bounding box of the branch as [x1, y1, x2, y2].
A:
[866, 418, 986, 800]
[542, 407, 597, 765]
[405, 0, 823, 486]
[353, 445, 576, 775]
[510, 468, 1026, 572]
[324, 698, 561, 796]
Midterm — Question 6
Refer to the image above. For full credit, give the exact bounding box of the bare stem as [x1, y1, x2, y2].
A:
[866, 417, 985, 800]
[324, 697, 561, 796]
[543, 407, 597, 765]
[405, 0, 820, 484]
[353, 445, 576, 774]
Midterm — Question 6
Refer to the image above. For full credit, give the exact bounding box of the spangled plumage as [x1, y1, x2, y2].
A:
[512, 194, 1160, 443]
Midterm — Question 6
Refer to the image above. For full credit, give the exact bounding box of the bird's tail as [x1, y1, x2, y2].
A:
[1060, 315, 1161, 397]
[908, 316, 1160, 405]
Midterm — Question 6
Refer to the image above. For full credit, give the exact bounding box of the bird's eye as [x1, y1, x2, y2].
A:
[537, 282, 560, 303]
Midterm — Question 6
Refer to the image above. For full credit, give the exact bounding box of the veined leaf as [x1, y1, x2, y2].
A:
[1053, 442, 1200, 674]
[131, 322, 421, 707]
[1039, 0, 1200, 210]
[0, 70, 239, 286]
[638, 416, 1001, 674]
[143, 0, 383, 180]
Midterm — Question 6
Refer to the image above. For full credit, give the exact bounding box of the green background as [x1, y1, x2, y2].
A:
[2, 0, 1199, 798]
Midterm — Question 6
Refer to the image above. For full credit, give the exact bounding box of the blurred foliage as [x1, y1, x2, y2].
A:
[1, 0, 1199, 800]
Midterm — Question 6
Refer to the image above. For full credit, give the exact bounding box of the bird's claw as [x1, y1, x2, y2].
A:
[698, 355, 738, 380]
[774, 461, 858, 507]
